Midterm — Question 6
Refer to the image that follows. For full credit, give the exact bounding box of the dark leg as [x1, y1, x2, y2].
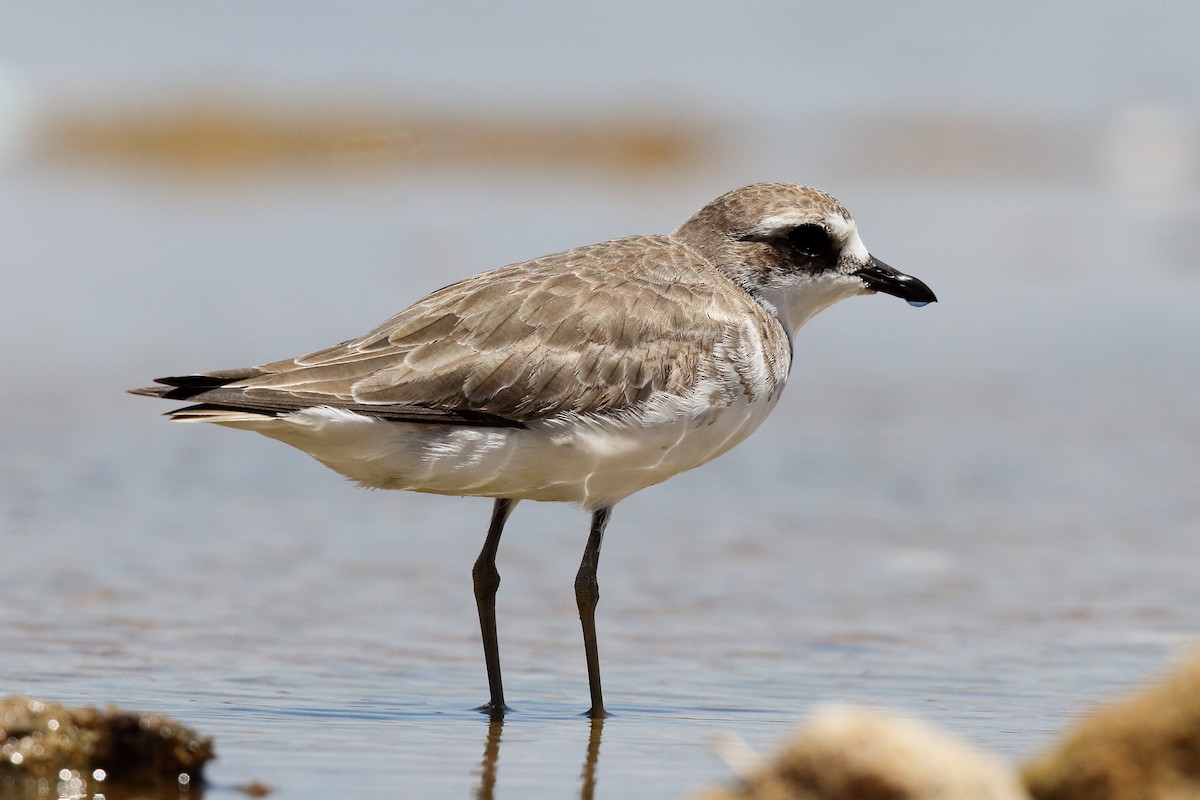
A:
[575, 507, 612, 718]
[473, 497, 516, 716]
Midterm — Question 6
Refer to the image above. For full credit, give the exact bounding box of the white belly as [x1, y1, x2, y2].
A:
[214, 384, 782, 511]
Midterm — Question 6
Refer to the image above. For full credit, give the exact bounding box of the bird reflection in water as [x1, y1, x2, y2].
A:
[474, 715, 605, 800]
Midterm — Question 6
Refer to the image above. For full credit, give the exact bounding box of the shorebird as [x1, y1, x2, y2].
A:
[132, 182, 936, 718]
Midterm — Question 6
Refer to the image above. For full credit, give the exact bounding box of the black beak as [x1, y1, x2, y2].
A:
[855, 257, 937, 307]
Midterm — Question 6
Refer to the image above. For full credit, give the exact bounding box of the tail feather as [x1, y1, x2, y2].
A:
[157, 369, 264, 386]
[130, 369, 265, 400]
[163, 404, 281, 423]
[129, 374, 524, 428]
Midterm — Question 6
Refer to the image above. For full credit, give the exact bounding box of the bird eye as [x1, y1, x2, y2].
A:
[785, 224, 830, 257]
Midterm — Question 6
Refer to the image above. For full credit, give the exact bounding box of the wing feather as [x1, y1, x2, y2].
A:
[144, 235, 778, 424]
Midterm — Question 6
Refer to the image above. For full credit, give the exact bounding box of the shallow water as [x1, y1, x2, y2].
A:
[3, 3, 1200, 799]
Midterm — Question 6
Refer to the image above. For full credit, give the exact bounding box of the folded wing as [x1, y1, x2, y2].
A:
[133, 236, 744, 426]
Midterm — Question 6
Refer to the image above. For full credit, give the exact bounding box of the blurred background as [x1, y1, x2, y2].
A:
[1, 2, 1198, 798]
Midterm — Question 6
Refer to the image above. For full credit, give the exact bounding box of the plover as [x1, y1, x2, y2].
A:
[132, 182, 936, 718]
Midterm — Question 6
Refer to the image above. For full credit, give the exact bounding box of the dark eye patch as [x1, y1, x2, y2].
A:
[784, 224, 831, 257]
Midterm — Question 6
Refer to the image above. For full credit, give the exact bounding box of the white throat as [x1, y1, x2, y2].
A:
[754, 272, 868, 339]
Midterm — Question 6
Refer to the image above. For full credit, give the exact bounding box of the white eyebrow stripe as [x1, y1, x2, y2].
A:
[825, 213, 870, 263]
[824, 213, 853, 236]
[740, 212, 813, 239]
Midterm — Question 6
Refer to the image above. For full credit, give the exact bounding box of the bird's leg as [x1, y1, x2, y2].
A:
[575, 507, 612, 718]
[473, 497, 516, 716]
